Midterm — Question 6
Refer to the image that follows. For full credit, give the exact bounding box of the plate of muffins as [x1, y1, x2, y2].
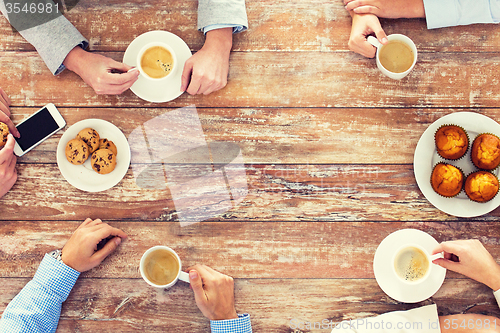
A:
[414, 112, 500, 217]
[56, 119, 131, 192]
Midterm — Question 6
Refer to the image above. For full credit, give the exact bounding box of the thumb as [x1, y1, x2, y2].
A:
[189, 270, 207, 302]
[181, 61, 193, 92]
[92, 236, 122, 264]
[374, 27, 388, 45]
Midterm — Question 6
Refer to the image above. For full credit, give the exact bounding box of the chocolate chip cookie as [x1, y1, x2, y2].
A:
[0, 122, 9, 147]
[98, 138, 118, 156]
[65, 138, 89, 165]
[77, 128, 100, 153]
[91, 148, 116, 174]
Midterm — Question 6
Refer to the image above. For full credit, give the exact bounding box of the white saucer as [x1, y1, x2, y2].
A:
[56, 119, 131, 192]
[123, 30, 192, 103]
[414, 112, 500, 217]
[373, 229, 446, 303]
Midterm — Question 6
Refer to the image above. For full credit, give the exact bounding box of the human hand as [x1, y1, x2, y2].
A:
[0, 88, 20, 138]
[432, 239, 500, 290]
[0, 134, 17, 198]
[344, 0, 425, 18]
[181, 27, 233, 95]
[61, 218, 128, 272]
[187, 264, 238, 321]
[63, 46, 139, 95]
[349, 13, 388, 58]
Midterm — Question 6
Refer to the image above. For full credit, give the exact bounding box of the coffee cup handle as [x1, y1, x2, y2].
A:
[430, 252, 443, 262]
[178, 271, 190, 283]
[367, 36, 382, 48]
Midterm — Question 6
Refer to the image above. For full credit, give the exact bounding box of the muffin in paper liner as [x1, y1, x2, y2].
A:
[470, 133, 500, 171]
[434, 124, 469, 160]
[430, 163, 464, 198]
[464, 170, 499, 203]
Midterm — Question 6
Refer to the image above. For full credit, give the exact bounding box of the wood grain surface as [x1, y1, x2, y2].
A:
[1, 0, 500, 332]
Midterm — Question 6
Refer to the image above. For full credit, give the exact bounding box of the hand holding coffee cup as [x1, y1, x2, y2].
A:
[137, 42, 177, 81]
[140, 246, 190, 288]
[367, 34, 417, 80]
[393, 244, 442, 284]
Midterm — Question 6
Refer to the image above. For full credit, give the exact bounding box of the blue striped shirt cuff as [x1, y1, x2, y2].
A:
[34, 254, 80, 300]
[210, 314, 252, 333]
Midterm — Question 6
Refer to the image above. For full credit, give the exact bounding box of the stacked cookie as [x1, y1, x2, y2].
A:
[0, 122, 9, 147]
[65, 128, 117, 175]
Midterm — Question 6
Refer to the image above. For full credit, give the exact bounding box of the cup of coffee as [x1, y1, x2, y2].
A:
[392, 244, 439, 284]
[139, 246, 190, 288]
[136, 42, 177, 81]
[367, 34, 417, 80]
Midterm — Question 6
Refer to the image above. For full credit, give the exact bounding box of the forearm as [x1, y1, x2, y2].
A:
[0, 255, 79, 333]
[0, 0, 88, 74]
[204, 28, 233, 54]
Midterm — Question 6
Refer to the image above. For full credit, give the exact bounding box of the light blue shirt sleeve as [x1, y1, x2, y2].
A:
[203, 24, 246, 34]
[210, 313, 252, 333]
[423, 0, 500, 29]
[0, 254, 80, 333]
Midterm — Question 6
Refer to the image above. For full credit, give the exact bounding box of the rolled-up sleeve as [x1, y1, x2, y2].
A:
[198, 0, 248, 32]
[423, 0, 499, 29]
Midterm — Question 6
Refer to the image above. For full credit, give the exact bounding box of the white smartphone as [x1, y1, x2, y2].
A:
[13, 103, 66, 157]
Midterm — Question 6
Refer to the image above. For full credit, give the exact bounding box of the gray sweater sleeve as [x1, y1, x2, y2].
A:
[0, 0, 88, 75]
[197, 0, 248, 32]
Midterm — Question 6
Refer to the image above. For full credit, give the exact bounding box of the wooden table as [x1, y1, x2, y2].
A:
[1, 1, 500, 332]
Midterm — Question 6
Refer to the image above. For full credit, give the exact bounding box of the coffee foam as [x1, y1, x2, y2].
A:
[394, 246, 429, 282]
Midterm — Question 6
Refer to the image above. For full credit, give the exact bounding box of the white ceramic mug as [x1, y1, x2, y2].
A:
[136, 42, 177, 81]
[139, 246, 190, 288]
[367, 34, 418, 80]
[392, 243, 442, 285]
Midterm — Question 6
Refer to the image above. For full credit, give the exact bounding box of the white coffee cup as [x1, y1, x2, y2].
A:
[139, 246, 190, 288]
[367, 34, 418, 80]
[136, 42, 177, 81]
[392, 244, 442, 285]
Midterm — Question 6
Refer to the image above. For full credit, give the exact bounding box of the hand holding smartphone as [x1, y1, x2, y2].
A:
[14, 103, 66, 156]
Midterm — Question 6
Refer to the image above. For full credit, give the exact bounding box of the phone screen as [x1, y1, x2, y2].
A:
[16, 107, 59, 151]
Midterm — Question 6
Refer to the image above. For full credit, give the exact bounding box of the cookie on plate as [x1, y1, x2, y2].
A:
[98, 138, 117, 156]
[91, 148, 116, 174]
[0, 122, 9, 147]
[77, 128, 100, 153]
[65, 138, 89, 165]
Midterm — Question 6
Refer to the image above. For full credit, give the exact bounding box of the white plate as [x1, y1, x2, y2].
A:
[56, 119, 131, 192]
[373, 229, 446, 303]
[123, 30, 192, 103]
[414, 112, 500, 217]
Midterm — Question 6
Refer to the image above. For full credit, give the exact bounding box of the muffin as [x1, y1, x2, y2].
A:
[430, 163, 464, 197]
[471, 134, 500, 170]
[98, 138, 118, 156]
[77, 128, 100, 153]
[65, 138, 89, 165]
[435, 125, 469, 160]
[0, 122, 9, 147]
[464, 171, 499, 203]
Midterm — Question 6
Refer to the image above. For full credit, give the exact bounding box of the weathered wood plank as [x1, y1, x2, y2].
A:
[3, 51, 500, 108]
[1, 0, 500, 53]
[7, 107, 500, 165]
[3, 163, 500, 221]
[1, 221, 499, 278]
[0, 278, 498, 333]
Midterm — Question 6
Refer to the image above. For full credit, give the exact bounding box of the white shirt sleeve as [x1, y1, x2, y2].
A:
[423, 0, 500, 29]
